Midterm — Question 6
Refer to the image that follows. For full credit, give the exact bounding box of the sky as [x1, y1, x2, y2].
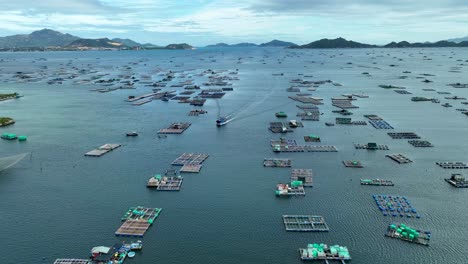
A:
[0, 0, 467, 46]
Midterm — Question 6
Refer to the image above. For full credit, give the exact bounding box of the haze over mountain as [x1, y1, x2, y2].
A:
[447, 36, 468, 43]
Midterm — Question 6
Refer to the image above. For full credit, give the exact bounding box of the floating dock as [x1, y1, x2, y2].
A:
[283, 215, 329, 232]
[361, 179, 394, 186]
[444, 174, 468, 187]
[85, 144, 121, 157]
[147, 175, 183, 191]
[299, 244, 351, 263]
[386, 154, 412, 164]
[291, 169, 313, 187]
[385, 223, 431, 246]
[343, 161, 363, 168]
[373, 195, 420, 218]
[354, 143, 389, 150]
[388, 132, 420, 139]
[264, 158, 291, 167]
[436, 162, 468, 169]
[408, 140, 433, 147]
[158, 122, 191, 134]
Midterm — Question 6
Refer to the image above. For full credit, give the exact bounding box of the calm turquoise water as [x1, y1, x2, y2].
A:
[0, 48, 467, 264]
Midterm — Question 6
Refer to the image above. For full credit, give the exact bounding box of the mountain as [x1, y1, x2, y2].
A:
[293, 38, 376, 49]
[68, 38, 124, 48]
[206, 43, 231, 48]
[447, 36, 468, 43]
[0, 29, 79, 48]
[205, 42, 258, 48]
[111, 38, 142, 47]
[384, 40, 465, 48]
[259, 39, 297, 47]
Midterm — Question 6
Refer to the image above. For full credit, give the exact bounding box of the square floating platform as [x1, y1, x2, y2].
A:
[171, 153, 209, 166]
[180, 164, 203, 173]
[115, 219, 151, 237]
[386, 154, 412, 164]
[291, 169, 313, 187]
[147, 176, 183, 190]
[283, 215, 329, 232]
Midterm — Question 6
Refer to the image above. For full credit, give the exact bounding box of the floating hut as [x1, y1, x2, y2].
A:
[385, 223, 431, 246]
[445, 174, 468, 187]
[276, 182, 305, 196]
[299, 244, 351, 262]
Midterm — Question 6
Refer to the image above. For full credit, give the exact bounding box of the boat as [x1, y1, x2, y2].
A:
[325, 122, 335, 126]
[275, 111, 288, 118]
[127, 251, 136, 258]
[289, 120, 298, 128]
[126, 131, 138, 137]
[216, 117, 229, 126]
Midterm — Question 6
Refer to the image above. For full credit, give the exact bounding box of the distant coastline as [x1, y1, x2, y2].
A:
[2, 29, 468, 51]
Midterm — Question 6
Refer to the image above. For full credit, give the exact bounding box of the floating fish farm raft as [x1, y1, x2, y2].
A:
[269, 122, 293, 133]
[289, 96, 323, 105]
[361, 179, 394, 186]
[408, 140, 433, 147]
[147, 175, 183, 191]
[171, 153, 209, 165]
[394, 90, 412, 94]
[297, 111, 320, 121]
[276, 182, 305, 196]
[373, 195, 420, 218]
[386, 154, 413, 164]
[85, 144, 121, 157]
[157, 122, 191, 134]
[343, 160, 364, 168]
[264, 158, 292, 167]
[54, 259, 91, 264]
[282, 215, 329, 231]
[299, 244, 351, 263]
[332, 98, 359, 109]
[115, 206, 162, 237]
[272, 145, 338, 153]
[335, 118, 367, 125]
[188, 109, 207, 116]
[291, 169, 313, 187]
[444, 174, 468, 187]
[388, 132, 420, 139]
[304, 134, 321, 142]
[354, 143, 389, 150]
[436, 162, 468, 169]
[386, 223, 431, 246]
[368, 120, 394, 129]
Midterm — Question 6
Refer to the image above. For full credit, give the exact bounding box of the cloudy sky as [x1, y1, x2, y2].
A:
[0, 0, 467, 45]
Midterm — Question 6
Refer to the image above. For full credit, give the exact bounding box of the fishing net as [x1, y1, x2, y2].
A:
[0, 153, 29, 172]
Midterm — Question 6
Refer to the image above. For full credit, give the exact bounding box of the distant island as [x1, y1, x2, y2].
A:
[205, 40, 297, 48]
[292, 37, 468, 49]
[0, 29, 194, 51]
